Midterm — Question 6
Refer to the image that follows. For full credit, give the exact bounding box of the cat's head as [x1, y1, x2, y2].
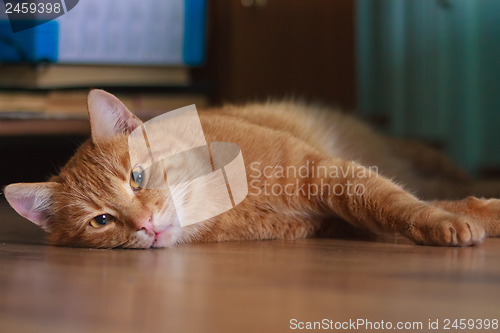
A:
[4, 90, 203, 248]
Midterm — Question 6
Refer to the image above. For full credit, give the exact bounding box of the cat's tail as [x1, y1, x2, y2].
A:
[406, 176, 500, 201]
[386, 137, 471, 183]
[383, 137, 500, 200]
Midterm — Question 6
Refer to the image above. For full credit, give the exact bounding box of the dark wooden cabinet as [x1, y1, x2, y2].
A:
[197, 0, 356, 109]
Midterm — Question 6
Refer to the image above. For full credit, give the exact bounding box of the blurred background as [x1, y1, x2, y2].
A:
[0, 0, 499, 190]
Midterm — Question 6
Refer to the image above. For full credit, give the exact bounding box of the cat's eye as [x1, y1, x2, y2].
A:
[130, 166, 145, 191]
[90, 214, 114, 228]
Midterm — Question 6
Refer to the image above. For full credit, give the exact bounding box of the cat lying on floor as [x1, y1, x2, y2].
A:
[4, 90, 500, 248]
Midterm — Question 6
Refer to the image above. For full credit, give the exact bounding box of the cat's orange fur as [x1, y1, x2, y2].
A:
[4, 90, 500, 248]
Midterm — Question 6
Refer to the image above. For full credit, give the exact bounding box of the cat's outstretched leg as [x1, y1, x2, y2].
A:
[431, 197, 500, 237]
[298, 158, 486, 246]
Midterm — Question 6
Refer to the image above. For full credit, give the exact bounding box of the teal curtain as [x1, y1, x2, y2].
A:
[357, 0, 500, 174]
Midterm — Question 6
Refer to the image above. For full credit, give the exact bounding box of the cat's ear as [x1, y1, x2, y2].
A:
[87, 89, 143, 144]
[4, 182, 58, 231]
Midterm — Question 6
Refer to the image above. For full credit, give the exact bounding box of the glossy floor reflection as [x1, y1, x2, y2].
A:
[1, 202, 499, 333]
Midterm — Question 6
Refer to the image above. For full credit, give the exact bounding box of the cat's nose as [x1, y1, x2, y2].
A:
[133, 215, 154, 234]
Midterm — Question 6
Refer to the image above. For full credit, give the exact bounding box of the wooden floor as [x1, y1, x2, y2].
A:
[1, 201, 499, 333]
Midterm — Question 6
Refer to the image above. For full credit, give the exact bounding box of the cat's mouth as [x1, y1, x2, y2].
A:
[150, 224, 174, 247]
[154, 227, 170, 241]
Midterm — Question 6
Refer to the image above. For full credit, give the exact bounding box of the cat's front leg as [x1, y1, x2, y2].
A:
[309, 159, 486, 246]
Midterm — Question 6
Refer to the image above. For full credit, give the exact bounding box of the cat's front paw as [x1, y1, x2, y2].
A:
[408, 215, 485, 246]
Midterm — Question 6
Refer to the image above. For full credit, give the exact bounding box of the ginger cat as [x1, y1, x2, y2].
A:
[4, 90, 500, 248]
